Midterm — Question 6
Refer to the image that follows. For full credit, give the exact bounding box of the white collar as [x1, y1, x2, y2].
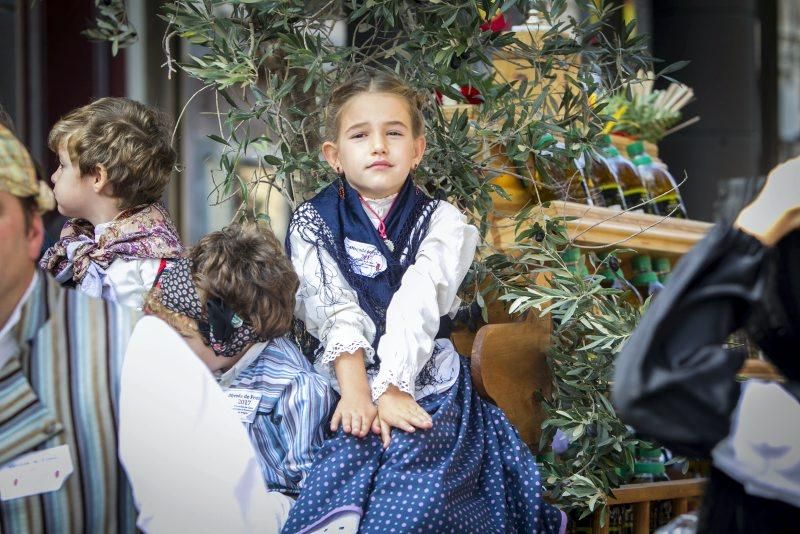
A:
[218, 341, 268, 388]
[361, 192, 399, 218]
[0, 272, 39, 369]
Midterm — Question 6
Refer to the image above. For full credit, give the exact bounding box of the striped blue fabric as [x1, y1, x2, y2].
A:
[0, 274, 140, 533]
[225, 337, 336, 496]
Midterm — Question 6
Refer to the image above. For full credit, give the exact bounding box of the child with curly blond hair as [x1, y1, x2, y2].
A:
[39, 97, 183, 308]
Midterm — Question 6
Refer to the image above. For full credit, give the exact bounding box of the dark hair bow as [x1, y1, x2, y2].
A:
[156, 259, 262, 357]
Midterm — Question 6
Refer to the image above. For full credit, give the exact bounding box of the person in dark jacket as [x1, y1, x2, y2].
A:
[613, 155, 800, 533]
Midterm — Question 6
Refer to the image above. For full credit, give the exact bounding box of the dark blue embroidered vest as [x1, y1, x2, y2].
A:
[287, 176, 451, 367]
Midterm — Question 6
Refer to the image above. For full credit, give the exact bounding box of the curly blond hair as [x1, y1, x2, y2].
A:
[48, 97, 176, 210]
[189, 223, 299, 340]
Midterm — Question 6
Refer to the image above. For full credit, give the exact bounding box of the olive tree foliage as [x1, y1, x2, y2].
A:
[88, 1, 652, 218]
[486, 215, 650, 520]
[89, 0, 666, 517]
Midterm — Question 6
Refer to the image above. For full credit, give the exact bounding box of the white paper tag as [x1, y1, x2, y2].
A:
[344, 238, 387, 278]
[225, 389, 262, 424]
[0, 445, 74, 501]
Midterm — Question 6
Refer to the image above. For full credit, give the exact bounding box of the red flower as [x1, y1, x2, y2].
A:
[480, 13, 509, 33]
[460, 85, 484, 105]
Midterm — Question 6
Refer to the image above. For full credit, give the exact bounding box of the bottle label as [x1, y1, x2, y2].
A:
[596, 183, 623, 210]
[623, 188, 649, 212]
[654, 195, 686, 218]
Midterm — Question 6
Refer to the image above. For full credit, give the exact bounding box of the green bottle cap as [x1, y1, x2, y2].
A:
[560, 248, 582, 263]
[632, 271, 659, 286]
[637, 446, 663, 459]
[633, 154, 653, 166]
[626, 140, 645, 158]
[633, 462, 666, 475]
[614, 465, 633, 478]
[604, 145, 620, 158]
[653, 257, 671, 273]
[631, 255, 653, 273]
[597, 252, 621, 279]
[599, 266, 621, 282]
[600, 134, 612, 146]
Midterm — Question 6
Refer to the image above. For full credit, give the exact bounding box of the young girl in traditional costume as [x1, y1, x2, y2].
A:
[282, 71, 566, 534]
[39, 97, 183, 308]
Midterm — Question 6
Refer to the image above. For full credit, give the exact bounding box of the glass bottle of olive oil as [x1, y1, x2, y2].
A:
[531, 134, 592, 205]
[586, 151, 625, 210]
[601, 136, 650, 212]
[627, 141, 687, 218]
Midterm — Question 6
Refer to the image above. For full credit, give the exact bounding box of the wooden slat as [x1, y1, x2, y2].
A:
[451, 296, 514, 356]
[632, 502, 650, 534]
[606, 479, 707, 505]
[470, 319, 553, 450]
[487, 201, 713, 257]
[671, 497, 688, 516]
[593, 511, 610, 534]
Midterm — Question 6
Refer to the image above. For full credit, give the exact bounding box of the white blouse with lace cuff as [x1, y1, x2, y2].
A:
[288, 195, 478, 401]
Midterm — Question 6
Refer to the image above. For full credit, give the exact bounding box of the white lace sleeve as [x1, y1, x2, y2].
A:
[288, 218, 376, 373]
[371, 201, 479, 401]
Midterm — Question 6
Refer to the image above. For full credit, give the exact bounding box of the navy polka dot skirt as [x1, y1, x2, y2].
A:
[282, 358, 566, 533]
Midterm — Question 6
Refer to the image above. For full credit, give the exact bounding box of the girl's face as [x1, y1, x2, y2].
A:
[323, 92, 426, 199]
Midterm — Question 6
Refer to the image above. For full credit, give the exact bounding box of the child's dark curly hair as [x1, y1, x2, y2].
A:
[190, 222, 299, 339]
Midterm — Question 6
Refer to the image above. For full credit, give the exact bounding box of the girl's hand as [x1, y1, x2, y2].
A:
[373, 386, 433, 448]
[330, 390, 377, 438]
[331, 349, 377, 438]
[736, 155, 800, 246]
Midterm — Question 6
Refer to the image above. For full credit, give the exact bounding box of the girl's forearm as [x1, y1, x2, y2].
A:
[332, 349, 371, 396]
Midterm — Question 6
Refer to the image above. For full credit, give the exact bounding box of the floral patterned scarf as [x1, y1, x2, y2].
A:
[40, 203, 184, 284]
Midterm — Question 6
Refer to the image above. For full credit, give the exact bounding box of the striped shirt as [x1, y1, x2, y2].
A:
[0, 274, 140, 533]
[219, 337, 336, 496]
